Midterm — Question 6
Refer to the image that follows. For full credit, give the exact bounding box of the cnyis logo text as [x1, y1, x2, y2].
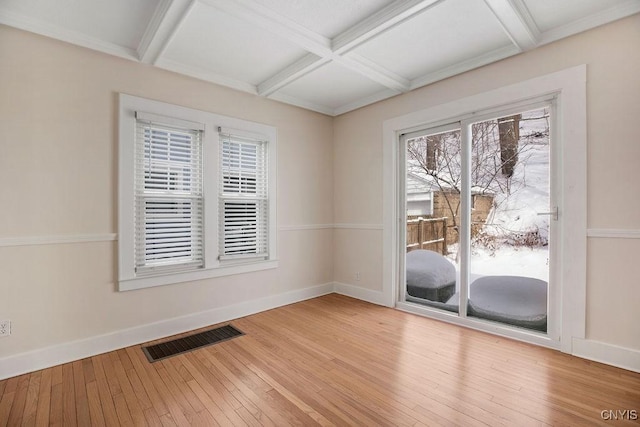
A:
[600, 409, 638, 421]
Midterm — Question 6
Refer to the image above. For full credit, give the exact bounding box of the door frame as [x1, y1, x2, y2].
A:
[382, 65, 587, 353]
[398, 99, 560, 346]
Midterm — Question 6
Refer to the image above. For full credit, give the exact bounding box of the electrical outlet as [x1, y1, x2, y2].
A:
[355, 271, 361, 281]
[0, 320, 10, 337]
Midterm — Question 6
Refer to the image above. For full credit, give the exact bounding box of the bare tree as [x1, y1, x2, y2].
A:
[408, 131, 462, 239]
[498, 115, 521, 177]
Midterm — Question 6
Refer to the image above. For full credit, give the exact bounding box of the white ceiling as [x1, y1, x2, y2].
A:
[1, 0, 638, 116]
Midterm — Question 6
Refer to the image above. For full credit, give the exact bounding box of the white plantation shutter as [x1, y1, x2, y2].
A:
[219, 131, 268, 259]
[134, 112, 204, 274]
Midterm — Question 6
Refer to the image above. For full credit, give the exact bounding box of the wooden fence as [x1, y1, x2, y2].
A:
[407, 217, 448, 255]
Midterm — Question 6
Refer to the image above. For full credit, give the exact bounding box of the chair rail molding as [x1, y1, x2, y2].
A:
[0, 233, 117, 247]
[586, 228, 640, 239]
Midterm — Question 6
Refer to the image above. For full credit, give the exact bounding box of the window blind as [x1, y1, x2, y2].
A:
[134, 114, 204, 274]
[219, 132, 268, 260]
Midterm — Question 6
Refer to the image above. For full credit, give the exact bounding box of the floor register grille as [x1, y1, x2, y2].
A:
[142, 324, 244, 362]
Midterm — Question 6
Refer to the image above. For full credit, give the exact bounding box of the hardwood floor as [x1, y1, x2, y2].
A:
[1, 294, 639, 426]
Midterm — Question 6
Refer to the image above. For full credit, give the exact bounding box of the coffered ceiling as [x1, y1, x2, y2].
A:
[1, 0, 638, 116]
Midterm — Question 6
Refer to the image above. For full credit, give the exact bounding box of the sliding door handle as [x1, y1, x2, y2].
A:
[537, 206, 558, 221]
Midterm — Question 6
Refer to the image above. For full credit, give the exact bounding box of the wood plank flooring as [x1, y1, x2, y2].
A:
[1, 294, 639, 426]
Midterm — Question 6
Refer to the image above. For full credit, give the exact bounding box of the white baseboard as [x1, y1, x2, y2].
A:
[572, 338, 640, 373]
[4, 283, 638, 380]
[333, 281, 387, 306]
[0, 282, 334, 380]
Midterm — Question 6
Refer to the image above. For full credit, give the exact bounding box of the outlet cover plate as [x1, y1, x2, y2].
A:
[0, 320, 10, 337]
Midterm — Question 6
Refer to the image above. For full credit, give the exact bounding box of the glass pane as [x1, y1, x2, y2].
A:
[406, 128, 462, 313]
[468, 108, 550, 332]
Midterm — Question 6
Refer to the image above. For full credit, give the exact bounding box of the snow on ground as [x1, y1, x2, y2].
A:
[470, 246, 549, 281]
[471, 108, 551, 280]
[445, 244, 549, 282]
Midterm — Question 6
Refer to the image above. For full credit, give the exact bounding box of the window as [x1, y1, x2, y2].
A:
[135, 113, 204, 274]
[119, 95, 277, 291]
[219, 132, 268, 259]
[406, 192, 433, 217]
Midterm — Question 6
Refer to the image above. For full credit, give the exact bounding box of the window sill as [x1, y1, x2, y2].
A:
[118, 259, 279, 291]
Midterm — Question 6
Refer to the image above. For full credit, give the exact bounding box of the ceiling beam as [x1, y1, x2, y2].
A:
[332, 0, 445, 54]
[333, 88, 401, 116]
[199, 0, 332, 57]
[137, 0, 197, 64]
[258, 51, 411, 99]
[483, 0, 538, 51]
[258, 54, 329, 97]
[156, 57, 258, 94]
[267, 92, 337, 116]
[245, 0, 432, 96]
[337, 54, 410, 93]
[207, 0, 538, 104]
[409, 45, 519, 91]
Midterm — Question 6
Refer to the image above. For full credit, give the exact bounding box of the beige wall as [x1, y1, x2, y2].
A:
[333, 15, 640, 350]
[0, 25, 334, 357]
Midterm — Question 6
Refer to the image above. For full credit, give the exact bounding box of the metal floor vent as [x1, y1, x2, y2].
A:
[142, 324, 243, 362]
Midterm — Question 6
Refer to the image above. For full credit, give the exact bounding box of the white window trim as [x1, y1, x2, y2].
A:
[118, 94, 277, 291]
[382, 65, 587, 354]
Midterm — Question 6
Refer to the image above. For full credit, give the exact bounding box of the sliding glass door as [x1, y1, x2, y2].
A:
[402, 103, 554, 336]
